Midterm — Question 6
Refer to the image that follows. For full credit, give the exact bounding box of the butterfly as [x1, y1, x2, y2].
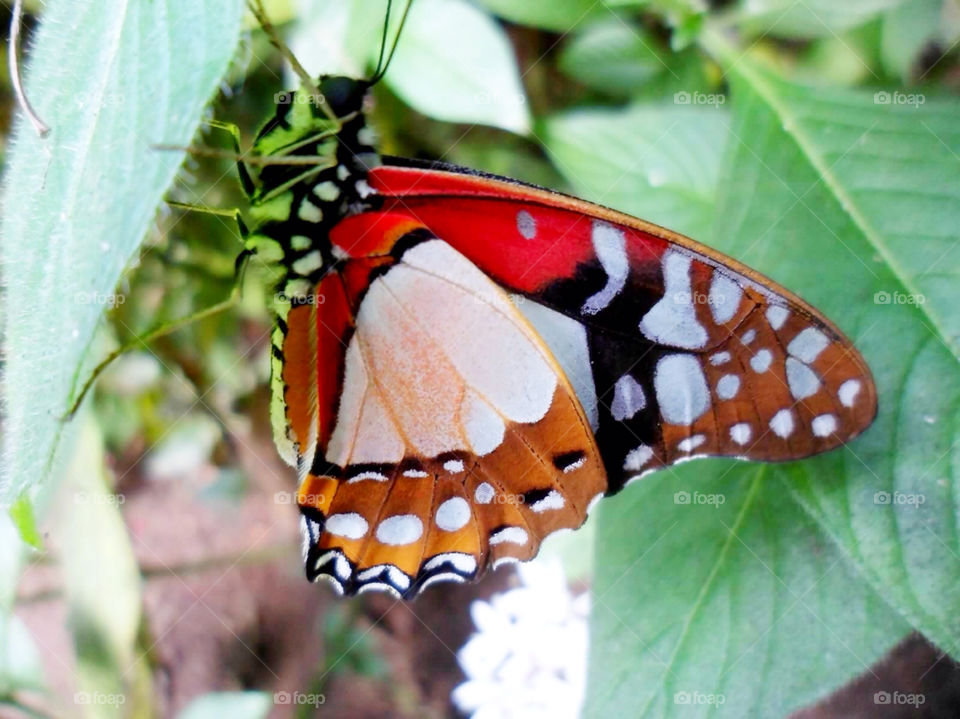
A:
[238, 14, 876, 600]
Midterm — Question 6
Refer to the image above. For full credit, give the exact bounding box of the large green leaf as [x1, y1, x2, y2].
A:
[540, 104, 729, 241]
[291, 0, 531, 134]
[702, 45, 960, 650]
[544, 55, 958, 719]
[586, 466, 907, 718]
[0, 0, 245, 507]
[386, 0, 531, 134]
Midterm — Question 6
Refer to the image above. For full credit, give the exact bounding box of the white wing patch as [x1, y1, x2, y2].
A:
[326, 240, 560, 463]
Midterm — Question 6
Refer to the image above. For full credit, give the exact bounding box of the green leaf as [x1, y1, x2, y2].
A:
[286, 0, 533, 133]
[880, 0, 949, 79]
[8, 494, 42, 551]
[736, 0, 910, 38]
[385, 0, 532, 134]
[540, 103, 729, 241]
[558, 20, 666, 97]
[702, 42, 960, 652]
[586, 467, 907, 717]
[476, 0, 604, 31]
[59, 417, 145, 717]
[550, 44, 958, 718]
[0, 0, 245, 505]
[177, 692, 273, 719]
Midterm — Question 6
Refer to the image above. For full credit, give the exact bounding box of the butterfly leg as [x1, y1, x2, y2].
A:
[201, 119, 256, 198]
[62, 206, 251, 421]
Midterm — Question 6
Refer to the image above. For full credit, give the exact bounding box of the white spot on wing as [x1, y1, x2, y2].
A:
[740, 329, 756, 345]
[516, 210, 536, 239]
[624, 444, 654, 471]
[716, 374, 740, 400]
[709, 272, 742, 324]
[490, 527, 528, 546]
[475, 482, 495, 504]
[678, 434, 706, 452]
[787, 328, 829, 363]
[423, 552, 477, 574]
[611, 374, 646, 421]
[785, 358, 821, 399]
[654, 354, 711, 425]
[444, 459, 465, 474]
[347, 471, 388, 483]
[530, 490, 565, 513]
[581, 222, 629, 315]
[710, 351, 731, 366]
[812, 414, 837, 437]
[750, 349, 773, 373]
[766, 305, 789, 330]
[838, 379, 861, 407]
[326, 513, 368, 540]
[730, 423, 751, 445]
[436, 497, 471, 532]
[376, 514, 423, 546]
[769, 409, 795, 438]
[640, 252, 708, 349]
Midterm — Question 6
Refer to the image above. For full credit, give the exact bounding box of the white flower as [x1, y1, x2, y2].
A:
[452, 558, 590, 719]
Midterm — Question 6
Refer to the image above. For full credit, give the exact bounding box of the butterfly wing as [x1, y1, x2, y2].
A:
[363, 159, 878, 494]
[277, 223, 606, 597]
[277, 158, 876, 598]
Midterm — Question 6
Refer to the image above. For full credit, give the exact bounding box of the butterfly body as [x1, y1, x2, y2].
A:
[242, 77, 876, 598]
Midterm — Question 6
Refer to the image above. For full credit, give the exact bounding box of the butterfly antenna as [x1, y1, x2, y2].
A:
[370, 0, 413, 84]
[9, 0, 49, 137]
[246, 0, 340, 124]
[371, 0, 393, 81]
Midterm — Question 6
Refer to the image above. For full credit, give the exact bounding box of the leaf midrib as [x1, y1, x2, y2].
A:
[636, 468, 765, 718]
[701, 28, 958, 360]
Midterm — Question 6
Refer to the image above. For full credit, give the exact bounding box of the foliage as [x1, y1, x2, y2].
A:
[1, 0, 957, 716]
